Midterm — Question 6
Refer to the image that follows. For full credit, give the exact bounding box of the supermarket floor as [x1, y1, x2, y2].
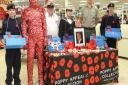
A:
[0, 39, 128, 85]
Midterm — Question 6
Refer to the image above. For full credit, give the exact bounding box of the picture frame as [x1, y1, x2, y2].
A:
[74, 28, 85, 47]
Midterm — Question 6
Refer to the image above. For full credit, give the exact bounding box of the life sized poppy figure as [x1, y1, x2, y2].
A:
[21, 0, 47, 85]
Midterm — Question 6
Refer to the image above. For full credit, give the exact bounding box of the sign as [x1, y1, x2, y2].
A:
[44, 50, 119, 85]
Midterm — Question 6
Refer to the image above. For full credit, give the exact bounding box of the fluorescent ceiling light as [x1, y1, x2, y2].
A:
[110, 0, 119, 3]
[80, 1, 86, 3]
[80, 4, 85, 6]
[95, 2, 100, 5]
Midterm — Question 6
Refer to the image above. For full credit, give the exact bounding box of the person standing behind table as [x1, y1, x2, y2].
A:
[59, 8, 75, 42]
[21, 0, 47, 85]
[80, 0, 99, 43]
[100, 3, 121, 48]
[45, 3, 60, 37]
[1, 4, 21, 85]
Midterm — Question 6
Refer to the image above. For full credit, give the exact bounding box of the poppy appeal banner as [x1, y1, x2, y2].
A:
[44, 50, 118, 85]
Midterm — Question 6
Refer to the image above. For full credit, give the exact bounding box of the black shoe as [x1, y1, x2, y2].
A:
[14, 83, 21, 85]
[5, 82, 12, 85]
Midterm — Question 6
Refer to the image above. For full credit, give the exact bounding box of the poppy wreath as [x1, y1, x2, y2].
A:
[84, 79, 90, 85]
[53, 61, 58, 69]
[94, 56, 99, 64]
[95, 64, 99, 72]
[74, 64, 80, 73]
[82, 64, 88, 72]
[55, 71, 61, 80]
[108, 60, 113, 68]
[86, 40, 96, 50]
[51, 75, 55, 84]
[90, 76, 95, 84]
[95, 76, 100, 83]
[67, 60, 73, 68]
[87, 57, 93, 65]
[59, 58, 66, 67]
[101, 62, 105, 70]
[89, 66, 95, 75]
[81, 56, 86, 63]
[89, 40, 96, 50]
[65, 69, 70, 78]
[110, 52, 115, 60]
[73, 53, 80, 59]
[100, 53, 104, 60]
[105, 51, 109, 58]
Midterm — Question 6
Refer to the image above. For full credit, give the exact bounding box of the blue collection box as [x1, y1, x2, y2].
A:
[4, 35, 26, 49]
[90, 36, 106, 47]
[105, 28, 121, 39]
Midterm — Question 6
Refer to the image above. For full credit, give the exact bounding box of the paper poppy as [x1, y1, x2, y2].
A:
[100, 53, 104, 60]
[48, 73, 51, 79]
[65, 69, 70, 78]
[51, 75, 55, 84]
[43, 73, 47, 81]
[86, 51, 90, 55]
[46, 62, 49, 69]
[82, 64, 87, 72]
[67, 60, 73, 68]
[95, 76, 100, 83]
[110, 52, 115, 59]
[95, 64, 99, 72]
[55, 71, 61, 80]
[87, 57, 93, 65]
[105, 51, 109, 58]
[89, 66, 94, 75]
[116, 56, 118, 63]
[53, 61, 58, 69]
[101, 62, 105, 70]
[81, 56, 86, 63]
[94, 56, 99, 64]
[84, 79, 89, 85]
[59, 58, 66, 67]
[109, 60, 113, 68]
[74, 64, 80, 72]
[50, 65, 54, 71]
[74, 53, 80, 58]
[89, 40, 96, 50]
[90, 76, 95, 84]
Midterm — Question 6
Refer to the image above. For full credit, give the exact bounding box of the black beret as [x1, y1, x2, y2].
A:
[66, 8, 73, 12]
[47, 3, 54, 8]
[108, 3, 115, 8]
[7, 4, 15, 10]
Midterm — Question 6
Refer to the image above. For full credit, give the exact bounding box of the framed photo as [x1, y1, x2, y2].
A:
[74, 28, 85, 47]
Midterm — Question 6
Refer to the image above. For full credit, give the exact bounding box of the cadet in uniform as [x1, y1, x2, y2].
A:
[100, 3, 121, 48]
[1, 4, 21, 85]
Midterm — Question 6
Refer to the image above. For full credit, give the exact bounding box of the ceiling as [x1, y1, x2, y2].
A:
[12, 0, 128, 9]
[54, 0, 128, 9]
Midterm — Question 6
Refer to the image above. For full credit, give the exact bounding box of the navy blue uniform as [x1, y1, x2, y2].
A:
[100, 15, 121, 48]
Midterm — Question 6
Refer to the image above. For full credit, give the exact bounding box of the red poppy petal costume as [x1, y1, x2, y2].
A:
[21, 0, 47, 85]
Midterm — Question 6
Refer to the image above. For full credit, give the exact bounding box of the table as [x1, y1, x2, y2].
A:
[44, 49, 118, 85]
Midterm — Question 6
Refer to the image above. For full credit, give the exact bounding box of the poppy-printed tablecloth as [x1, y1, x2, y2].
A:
[44, 50, 118, 85]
